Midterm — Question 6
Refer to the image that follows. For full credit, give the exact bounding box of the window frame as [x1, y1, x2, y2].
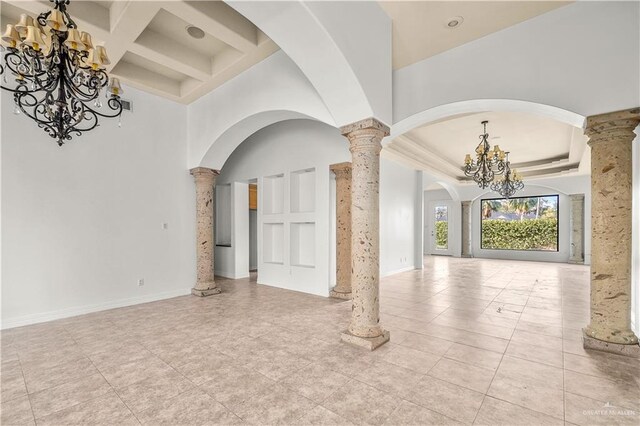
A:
[479, 194, 560, 252]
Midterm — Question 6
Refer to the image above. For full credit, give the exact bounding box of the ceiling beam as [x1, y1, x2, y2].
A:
[131, 30, 211, 81]
[103, 2, 160, 73]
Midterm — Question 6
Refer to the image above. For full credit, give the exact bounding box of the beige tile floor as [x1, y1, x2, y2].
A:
[1, 256, 639, 425]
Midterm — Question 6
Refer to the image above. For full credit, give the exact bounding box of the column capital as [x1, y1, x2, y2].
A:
[330, 162, 352, 178]
[569, 193, 585, 201]
[190, 167, 220, 182]
[340, 117, 390, 139]
[585, 108, 640, 146]
[461, 200, 473, 207]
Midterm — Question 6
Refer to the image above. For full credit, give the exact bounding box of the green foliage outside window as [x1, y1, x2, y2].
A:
[482, 218, 558, 250]
[481, 195, 559, 251]
[436, 221, 448, 249]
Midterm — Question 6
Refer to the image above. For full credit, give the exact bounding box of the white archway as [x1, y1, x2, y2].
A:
[388, 99, 586, 146]
[188, 51, 335, 168]
[199, 110, 323, 170]
[228, 1, 391, 126]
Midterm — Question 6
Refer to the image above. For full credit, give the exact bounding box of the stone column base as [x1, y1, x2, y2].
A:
[568, 259, 584, 265]
[191, 286, 222, 297]
[341, 329, 390, 351]
[461, 254, 473, 259]
[330, 290, 352, 300]
[583, 331, 640, 358]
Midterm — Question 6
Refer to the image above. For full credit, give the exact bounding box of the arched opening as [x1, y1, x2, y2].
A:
[210, 118, 350, 296]
[388, 100, 589, 265]
[199, 110, 327, 171]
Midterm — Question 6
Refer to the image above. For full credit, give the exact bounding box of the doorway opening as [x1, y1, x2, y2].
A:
[424, 183, 456, 257]
[428, 201, 454, 256]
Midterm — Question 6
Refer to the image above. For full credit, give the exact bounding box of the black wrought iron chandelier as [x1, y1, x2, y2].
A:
[490, 152, 524, 198]
[463, 121, 506, 188]
[0, 0, 122, 146]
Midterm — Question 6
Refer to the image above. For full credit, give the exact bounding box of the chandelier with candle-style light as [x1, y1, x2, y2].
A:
[490, 152, 524, 198]
[0, 0, 122, 146]
[463, 120, 506, 189]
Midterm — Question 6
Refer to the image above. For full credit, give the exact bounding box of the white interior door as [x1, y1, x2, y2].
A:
[428, 201, 454, 256]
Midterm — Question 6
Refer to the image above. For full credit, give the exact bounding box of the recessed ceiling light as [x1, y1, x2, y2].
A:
[186, 25, 205, 39]
[446, 16, 464, 29]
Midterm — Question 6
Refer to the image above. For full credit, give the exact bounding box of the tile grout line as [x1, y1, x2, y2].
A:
[470, 272, 536, 425]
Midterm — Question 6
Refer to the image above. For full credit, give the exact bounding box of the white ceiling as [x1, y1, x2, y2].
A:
[379, 0, 571, 69]
[1, 1, 574, 103]
[0, 0, 279, 103]
[385, 111, 589, 182]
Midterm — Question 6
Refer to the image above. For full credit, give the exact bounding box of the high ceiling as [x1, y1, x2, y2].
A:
[0, 1, 574, 102]
[384, 111, 589, 182]
[379, 1, 571, 69]
[0, 0, 278, 103]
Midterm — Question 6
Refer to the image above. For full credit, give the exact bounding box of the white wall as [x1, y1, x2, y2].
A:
[379, 158, 420, 276]
[393, 1, 639, 126]
[1, 86, 195, 329]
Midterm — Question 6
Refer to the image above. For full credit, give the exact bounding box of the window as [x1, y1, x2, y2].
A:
[480, 195, 559, 251]
[434, 205, 448, 250]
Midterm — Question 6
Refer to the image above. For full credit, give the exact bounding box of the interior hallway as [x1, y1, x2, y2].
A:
[1, 257, 638, 425]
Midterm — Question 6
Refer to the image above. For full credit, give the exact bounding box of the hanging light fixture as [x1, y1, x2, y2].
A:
[463, 121, 506, 188]
[490, 152, 524, 198]
[0, 0, 123, 146]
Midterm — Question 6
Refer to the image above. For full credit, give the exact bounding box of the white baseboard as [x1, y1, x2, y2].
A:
[256, 280, 330, 298]
[381, 265, 416, 277]
[1, 287, 192, 330]
[216, 270, 248, 279]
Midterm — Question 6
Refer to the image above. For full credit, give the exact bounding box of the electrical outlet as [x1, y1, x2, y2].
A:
[138, 279, 144, 286]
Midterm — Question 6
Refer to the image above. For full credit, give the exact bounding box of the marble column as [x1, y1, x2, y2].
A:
[583, 108, 639, 356]
[461, 201, 473, 258]
[339, 118, 390, 350]
[330, 162, 353, 300]
[568, 194, 585, 264]
[190, 167, 222, 297]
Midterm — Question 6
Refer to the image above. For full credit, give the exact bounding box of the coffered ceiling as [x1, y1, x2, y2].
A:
[379, 0, 571, 69]
[0, 0, 279, 103]
[384, 111, 589, 182]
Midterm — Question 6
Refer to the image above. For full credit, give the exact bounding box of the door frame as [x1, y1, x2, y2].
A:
[427, 200, 454, 256]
